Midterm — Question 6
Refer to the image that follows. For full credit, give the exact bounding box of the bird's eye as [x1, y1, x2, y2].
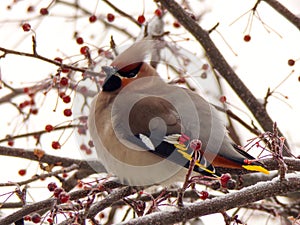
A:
[117, 62, 143, 78]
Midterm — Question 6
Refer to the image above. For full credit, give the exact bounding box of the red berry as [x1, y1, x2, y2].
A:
[190, 139, 202, 151]
[31, 213, 41, 223]
[154, 9, 162, 17]
[53, 187, 63, 197]
[88, 140, 94, 147]
[22, 23, 31, 32]
[200, 72, 207, 79]
[23, 100, 30, 107]
[77, 181, 83, 188]
[107, 13, 115, 22]
[20, 100, 29, 107]
[137, 15, 145, 24]
[45, 124, 54, 132]
[8, 140, 14, 146]
[59, 191, 70, 203]
[202, 64, 209, 70]
[220, 173, 231, 188]
[80, 46, 89, 55]
[54, 57, 63, 63]
[60, 77, 69, 86]
[243, 34, 251, 42]
[18, 169, 26, 176]
[27, 6, 34, 13]
[85, 148, 92, 155]
[76, 37, 84, 45]
[23, 87, 29, 93]
[89, 15, 97, 23]
[47, 182, 57, 192]
[99, 212, 105, 219]
[173, 21, 180, 28]
[47, 218, 53, 223]
[219, 95, 227, 103]
[62, 95, 71, 103]
[19, 103, 25, 109]
[288, 59, 295, 66]
[24, 215, 31, 221]
[80, 144, 88, 151]
[63, 108, 72, 117]
[61, 67, 70, 73]
[30, 108, 38, 115]
[199, 190, 209, 200]
[51, 141, 61, 150]
[77, 127, 86, 135]
[40, 7, 48, 15]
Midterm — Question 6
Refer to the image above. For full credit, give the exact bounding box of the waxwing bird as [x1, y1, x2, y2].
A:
[88, 41, 269, 186]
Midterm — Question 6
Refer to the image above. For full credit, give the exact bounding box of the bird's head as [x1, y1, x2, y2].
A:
[101, 40, 156, 92]
[101, 62, 143, 92]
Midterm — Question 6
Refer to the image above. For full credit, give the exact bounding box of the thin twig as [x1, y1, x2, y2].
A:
[0, 164, 79, 187]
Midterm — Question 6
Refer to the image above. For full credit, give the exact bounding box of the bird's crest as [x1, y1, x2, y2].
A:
[111, 40, 155, 70]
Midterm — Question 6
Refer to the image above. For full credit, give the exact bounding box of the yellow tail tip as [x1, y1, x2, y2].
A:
[242, 165, 270, 175]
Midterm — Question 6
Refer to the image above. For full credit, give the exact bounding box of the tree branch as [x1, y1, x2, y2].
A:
[0, 146, 103, 172]
[0, 180, 123, 224]
[119, 174, 300, 225]
[58, 186, 138, 225]
[0, 164, 79, 187]
[0, 198, 56, 225]
[0, 125, 82, 143]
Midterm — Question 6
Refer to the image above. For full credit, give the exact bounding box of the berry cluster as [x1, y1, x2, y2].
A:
[48, 182, 70, 203]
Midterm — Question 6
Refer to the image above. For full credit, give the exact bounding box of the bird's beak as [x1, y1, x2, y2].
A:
[101, 66, 118, 84]
[102, 66, 118, 78]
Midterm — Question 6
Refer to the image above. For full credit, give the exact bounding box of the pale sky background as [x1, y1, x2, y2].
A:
[0, 0, 299, 224]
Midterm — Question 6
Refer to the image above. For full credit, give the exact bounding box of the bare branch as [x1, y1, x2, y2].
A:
[0, 46, 88, 74]
[0, 164, 79, 187]
[119, 174, 300, 225]
[0, 145, 103, 172]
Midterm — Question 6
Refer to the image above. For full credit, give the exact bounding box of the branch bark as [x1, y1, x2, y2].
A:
[0, 198, 56, 225]
[119, 174, 300, 225]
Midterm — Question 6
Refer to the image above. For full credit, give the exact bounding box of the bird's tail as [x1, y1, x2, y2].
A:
[232, 144, 270, 175]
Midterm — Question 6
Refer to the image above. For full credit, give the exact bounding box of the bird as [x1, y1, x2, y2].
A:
[88, 40, 269, 186]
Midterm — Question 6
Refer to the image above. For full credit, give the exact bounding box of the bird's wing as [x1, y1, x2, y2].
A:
[123, 95, 218, 177]
[185, 89, 269, 174]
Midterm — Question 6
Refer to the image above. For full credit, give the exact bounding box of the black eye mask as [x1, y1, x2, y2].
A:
[102, 74, 122, 92]
[117, 62, 143, 78]
[101, 62, 143, 92]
